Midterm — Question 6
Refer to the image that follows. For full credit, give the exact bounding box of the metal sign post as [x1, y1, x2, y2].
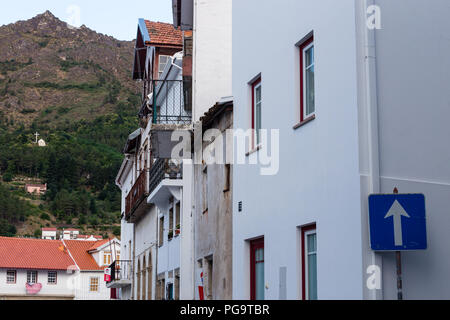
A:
[368, 187, 427, 300]
[393, 187, 403, 300]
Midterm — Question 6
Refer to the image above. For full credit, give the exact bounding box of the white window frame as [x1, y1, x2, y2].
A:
[89, 277, 99, 292]
[253, 82, 262, 146]
[302, 42, 315, 119]
[158, 55, 171, 78]
[104, 252, 112, 266]
[27, 270, 37, 284]
[304, 229, 317, 300]
[6, 270, 16, 284]
[48, 271, 57, 285]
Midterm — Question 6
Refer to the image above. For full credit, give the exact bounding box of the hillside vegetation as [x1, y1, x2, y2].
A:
[0, 11, 140, 237]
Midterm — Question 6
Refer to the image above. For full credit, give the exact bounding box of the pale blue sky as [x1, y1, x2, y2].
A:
[0, 0, 173, 41]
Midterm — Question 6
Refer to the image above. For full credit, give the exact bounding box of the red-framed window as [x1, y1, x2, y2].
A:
[251, 77, 262, 148]
[250, 237, 264, 300]
[301, 224, 317, 300]
[48, 271, 57, 285]
[6, 270, 16, 284]
[299, 35, 315, 123]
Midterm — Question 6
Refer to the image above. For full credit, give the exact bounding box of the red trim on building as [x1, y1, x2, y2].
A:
[251, 77, 261, 149]
[250, 237, 264, 300]
[301, 223, 316, 300]
[299, 35, 314, 123]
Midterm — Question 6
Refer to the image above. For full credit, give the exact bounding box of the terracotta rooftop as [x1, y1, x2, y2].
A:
[41, 228, 57, 231]
[0, 237, 75, 270]
[88, 238, 111, 251]
[64, 240, 104, 271]
[144, 20, 182, 47]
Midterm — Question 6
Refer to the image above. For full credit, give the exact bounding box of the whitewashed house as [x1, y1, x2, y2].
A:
[41, 228, 57, 240]
[62, 228, 80, 240]
[232, 0, 450, 300]
[0, 237, 119, 300]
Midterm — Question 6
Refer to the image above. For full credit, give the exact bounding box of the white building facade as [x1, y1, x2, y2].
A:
[0, 237, 119, 300]
[232, 0, 450, 300]
[114, 20, 194, 300]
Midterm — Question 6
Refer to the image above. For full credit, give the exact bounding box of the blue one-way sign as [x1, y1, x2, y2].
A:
[368, 194, 427, 251]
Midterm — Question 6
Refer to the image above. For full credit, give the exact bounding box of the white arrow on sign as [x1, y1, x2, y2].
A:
[384, 200, 410, 246]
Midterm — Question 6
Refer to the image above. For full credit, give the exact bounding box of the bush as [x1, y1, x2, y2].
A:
[2, 172, 13, 182]
[40, 212, 50, 220]
[112, 226, 120, 237]
[34, 228, 41, 238]
[38, 41, 49, 48]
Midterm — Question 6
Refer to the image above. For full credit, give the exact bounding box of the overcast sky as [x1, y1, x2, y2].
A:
[0, 0, 173, 41]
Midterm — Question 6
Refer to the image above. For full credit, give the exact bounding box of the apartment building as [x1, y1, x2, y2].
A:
[232, 0, 450, 300]
[113, 20, 194, 300]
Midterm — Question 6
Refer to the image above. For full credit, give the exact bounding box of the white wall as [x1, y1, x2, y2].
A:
[73, 271, 110, 300]
[193, 0, 232, 121]
[232, 0, 363, 299]
[366, 0, 450, 300]
[0, 269, 110, 300]
[0, 269, 75, 298]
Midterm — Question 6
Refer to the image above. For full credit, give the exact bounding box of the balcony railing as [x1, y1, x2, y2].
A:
[108, 260, 132, 284]
[149, 159, 183, 195]
[150, 80, 191, 125]
[125, 170, 148, 221]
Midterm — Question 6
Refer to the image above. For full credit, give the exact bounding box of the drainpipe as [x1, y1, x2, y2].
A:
[361, 0, 383, 300]
[132, 223, 136, 300]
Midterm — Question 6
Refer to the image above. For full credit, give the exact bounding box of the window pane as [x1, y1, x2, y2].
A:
[7, 271, 15, 283]
[256, 102, 262, 144]
[305, 65, 315, 116]
[306, 232, 317, 300]
[308, 253, 318, 300]
[307, 233, 316, 253]
[27, 271, 37, 284]
[255, 261, 264, 300]
[255, 248, 264, 262]
[48, 271, 57, 284]
[305, 46, 314, 67]
[255, 86, 261, 104]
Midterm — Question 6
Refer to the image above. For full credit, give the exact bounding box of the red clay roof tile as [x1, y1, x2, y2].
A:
[64, 240, 103, 271]
[0, 237, 75, 270]
[144, 20, 182, 47]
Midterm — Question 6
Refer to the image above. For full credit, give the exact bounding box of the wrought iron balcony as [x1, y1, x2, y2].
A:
[149, 80, 192, 125]
[149, 159, 183, 195]
[106, 260, 132, 288]
[125, 170, 149, 222]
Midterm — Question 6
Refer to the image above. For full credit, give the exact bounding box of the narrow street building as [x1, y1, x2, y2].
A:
[172, 0, 233, 300]
[232, 0, 450, 300]
[194, 98, 233, 300]
[114, 19, 194, 300]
